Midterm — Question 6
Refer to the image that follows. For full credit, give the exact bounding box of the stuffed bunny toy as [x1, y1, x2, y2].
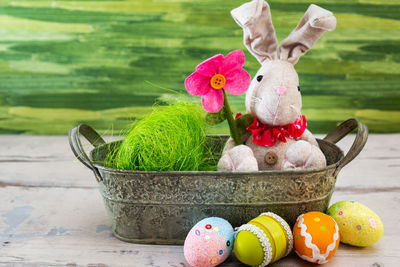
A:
[218, 0, 336, 172]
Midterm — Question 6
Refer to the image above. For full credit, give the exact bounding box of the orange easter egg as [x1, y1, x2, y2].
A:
[293, 212, 340, 264]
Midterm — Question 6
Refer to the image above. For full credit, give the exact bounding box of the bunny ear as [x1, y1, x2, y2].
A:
[231, 0, 278, 63]
[278, 4, 336, 65]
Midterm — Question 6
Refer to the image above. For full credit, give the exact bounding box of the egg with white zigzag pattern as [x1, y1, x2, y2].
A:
[293, 212, 340, 264]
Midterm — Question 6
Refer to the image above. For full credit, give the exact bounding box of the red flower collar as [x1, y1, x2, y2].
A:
[247, 115, 307, 146]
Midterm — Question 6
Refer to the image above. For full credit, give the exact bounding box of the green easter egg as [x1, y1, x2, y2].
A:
[234, 212, 293, 266]
[327, 201, 384, 247]
[234, 230, 264, 266]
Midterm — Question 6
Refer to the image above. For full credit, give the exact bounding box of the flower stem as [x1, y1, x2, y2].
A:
[222, 89, 241, 146]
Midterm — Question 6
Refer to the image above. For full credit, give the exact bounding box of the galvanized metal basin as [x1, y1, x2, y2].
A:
[69, 118, 368, 244]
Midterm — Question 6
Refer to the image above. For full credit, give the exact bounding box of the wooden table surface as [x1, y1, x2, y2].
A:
[0, 134, 399, 267]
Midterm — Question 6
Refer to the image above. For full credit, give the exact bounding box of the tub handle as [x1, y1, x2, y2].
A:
[69, 124, 106, 182]
[323, 118, 368, 176]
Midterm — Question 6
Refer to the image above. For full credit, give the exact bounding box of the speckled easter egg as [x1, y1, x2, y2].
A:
[183, 217, 234, 267]
[234, 212, 293, 267]
[327, 201, 384, 247]
[293, 212, 340, 264]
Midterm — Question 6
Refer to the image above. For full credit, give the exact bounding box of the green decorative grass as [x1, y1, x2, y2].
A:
[106, 102, 214, 171]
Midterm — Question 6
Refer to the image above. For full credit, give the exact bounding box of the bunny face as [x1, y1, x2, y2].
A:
[246, 60, 301, 125]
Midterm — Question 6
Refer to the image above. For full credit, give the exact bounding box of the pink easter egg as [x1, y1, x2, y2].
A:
[184, 224, 229, 267]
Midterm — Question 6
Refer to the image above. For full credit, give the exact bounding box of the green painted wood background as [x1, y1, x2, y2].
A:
[0, 0, 399, 134]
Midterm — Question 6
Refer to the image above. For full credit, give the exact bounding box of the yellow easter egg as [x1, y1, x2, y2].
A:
[327, 201, 384, 247]
[234, 212, 293, 266]
[293, 212, 340, 264]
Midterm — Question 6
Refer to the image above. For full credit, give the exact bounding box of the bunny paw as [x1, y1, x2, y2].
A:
[218, 145, 258, 172]
[282, 140, 326, 170]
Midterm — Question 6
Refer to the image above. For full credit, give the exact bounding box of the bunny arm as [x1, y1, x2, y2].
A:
[218, 133, 258, 172]
[283, 130, 326, 169]
[218, 144, 258, 172]
[282, 140, 326, 170]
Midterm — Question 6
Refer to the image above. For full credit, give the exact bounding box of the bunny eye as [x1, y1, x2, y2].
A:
[256, 75, 263, 82]
[297, 86, 301, 92]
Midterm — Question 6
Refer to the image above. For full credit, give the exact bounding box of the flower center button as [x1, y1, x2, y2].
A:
[210, 74, 226, 89]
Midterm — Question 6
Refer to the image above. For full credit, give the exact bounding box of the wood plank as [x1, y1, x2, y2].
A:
[0, 135, 117, 188]
[0, 186, 398, 266]
[0, 135, 399, 189]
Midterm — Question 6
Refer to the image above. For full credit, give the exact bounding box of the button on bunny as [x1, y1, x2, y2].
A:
[218, 0, 336, 171]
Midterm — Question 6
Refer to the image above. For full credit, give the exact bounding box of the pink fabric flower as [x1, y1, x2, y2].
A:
[185, 50, 251, 113]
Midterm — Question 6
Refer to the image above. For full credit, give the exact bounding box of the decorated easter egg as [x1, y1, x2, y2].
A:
[234, 212, 293, 267]
[184, 217, 234, 267]
[327, 201, 384, 247]
[293, 212, 339, 264]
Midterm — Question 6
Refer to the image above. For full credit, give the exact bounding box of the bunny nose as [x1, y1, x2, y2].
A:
[273, 85, 287, 96]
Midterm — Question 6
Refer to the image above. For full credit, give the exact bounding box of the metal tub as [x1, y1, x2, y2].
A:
[69, 118, 367, 244]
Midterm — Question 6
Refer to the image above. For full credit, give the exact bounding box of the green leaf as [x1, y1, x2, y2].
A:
[205, 108, 227, 125]
[235, 113, 253, 138]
